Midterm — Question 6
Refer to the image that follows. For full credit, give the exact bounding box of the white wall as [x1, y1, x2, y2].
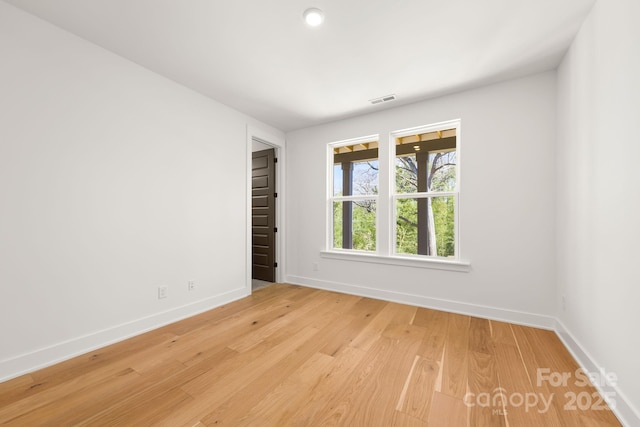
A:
[285, 72, 558, 325]
[252, 139, 273, 152]
[0, 2, 283, 380]
[556, 0, 640, 423]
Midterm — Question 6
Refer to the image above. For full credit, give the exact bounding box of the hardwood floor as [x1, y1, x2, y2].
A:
[0, 284, 622, 426]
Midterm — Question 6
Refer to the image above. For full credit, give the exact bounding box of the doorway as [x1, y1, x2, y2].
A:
[251, 144, 276, 289]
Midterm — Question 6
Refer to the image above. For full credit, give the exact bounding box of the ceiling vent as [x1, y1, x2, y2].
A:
[369, 94, 397, 105]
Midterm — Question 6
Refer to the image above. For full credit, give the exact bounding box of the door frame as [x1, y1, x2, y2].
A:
[246, 125, 286, 293]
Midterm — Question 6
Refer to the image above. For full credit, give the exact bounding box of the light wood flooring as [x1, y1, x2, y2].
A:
[0, 284, 622, 426]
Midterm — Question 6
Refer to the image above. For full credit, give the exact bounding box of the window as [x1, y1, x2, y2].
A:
[327, 120, 462, 266]
[329, 137, 379, 252]
[393, 126, 457, 258]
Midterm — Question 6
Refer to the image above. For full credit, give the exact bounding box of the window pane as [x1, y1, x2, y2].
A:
[395, 128, 456, 193]
[395, 196, 455, 257]
[353, 200, 376, 251]
[333, 199, 376, 251]
[333, 141, 378, 197]
[396, 154, 418, 193]
[428, 150, 456, 192]
[396, 198, 418, 254]
[332, 201, 342, 249]
[432, 196, 455, 257]
[352, 160, 378, 195]
[333, 164, 343, 196]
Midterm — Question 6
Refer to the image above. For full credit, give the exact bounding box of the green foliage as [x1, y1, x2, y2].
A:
[334, 200, 376, 251]
[431, 197, 455, 257]
[396, 198, 418, 254]
[333, 202, 343, 249]
[352, 201, 376, 251]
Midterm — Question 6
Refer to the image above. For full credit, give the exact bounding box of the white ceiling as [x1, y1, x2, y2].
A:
[4, 0, 595, 131]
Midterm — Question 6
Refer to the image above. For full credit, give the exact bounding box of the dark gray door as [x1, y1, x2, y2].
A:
[252, 148, 276, 282]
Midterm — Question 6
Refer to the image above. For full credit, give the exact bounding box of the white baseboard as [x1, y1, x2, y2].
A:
[555, 319, 639, 427]
[285, 275, 556, 330]
[0, 287, 249, 383]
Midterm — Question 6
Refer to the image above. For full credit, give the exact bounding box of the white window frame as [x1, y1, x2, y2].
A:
[326, 134, 380, 253]
[390, 119, 461, 260]
[323, 121, 469, 272]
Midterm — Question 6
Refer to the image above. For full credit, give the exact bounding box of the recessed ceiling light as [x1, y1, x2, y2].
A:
[303, 8, 324, 27]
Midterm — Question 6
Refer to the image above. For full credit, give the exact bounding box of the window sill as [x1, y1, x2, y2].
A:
[320, 251, 471, 272]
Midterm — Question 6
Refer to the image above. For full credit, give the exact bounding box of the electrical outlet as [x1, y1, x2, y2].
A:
[313, 262, 319, 271]
[188, 280, 196, 291]
[158, 286, 168, 299]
